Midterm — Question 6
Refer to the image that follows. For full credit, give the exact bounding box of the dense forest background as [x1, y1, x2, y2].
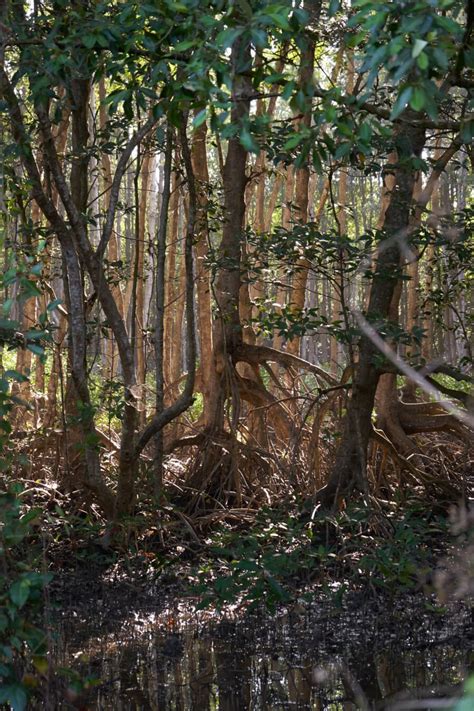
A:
[0, 0, 473, 706]
[1, 0, 472, 513]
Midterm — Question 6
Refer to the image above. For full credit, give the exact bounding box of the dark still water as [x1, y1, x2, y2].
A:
[49, 583, 473, 710]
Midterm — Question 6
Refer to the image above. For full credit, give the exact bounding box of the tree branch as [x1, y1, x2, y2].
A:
[134, 117, 197, 458]
[96, 113, 159, 261]
[234, 342, 338, 385]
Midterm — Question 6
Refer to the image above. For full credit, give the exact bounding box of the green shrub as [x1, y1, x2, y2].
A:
[0, 486, 52, 710]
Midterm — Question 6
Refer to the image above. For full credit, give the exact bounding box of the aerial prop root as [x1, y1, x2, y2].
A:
[161, 344, 341, 507]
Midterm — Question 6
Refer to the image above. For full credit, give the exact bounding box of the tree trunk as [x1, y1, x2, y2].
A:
[99, 78, 124, 381]
[191, 118, 216, 427]
[211, 36, 252, 432]
[136, 151, 152, 425]
[153, 126, 173, 494]
[318, 117, 426, 507]
[61, 77, 115, 514]
[285, 0, 321, 359]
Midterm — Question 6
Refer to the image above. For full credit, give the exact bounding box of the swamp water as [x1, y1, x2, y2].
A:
[50, 578, 473, 710]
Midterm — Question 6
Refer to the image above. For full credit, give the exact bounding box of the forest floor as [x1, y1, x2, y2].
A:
[7, 475, 474, 708]
[42, 490, 473, 625]
[45, 496, 473, 709]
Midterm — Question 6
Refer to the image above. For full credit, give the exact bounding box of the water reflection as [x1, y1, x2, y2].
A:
[52, 597, 472, 710]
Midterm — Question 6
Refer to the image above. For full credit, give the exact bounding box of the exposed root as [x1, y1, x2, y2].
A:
[398, 410, 474, 444]
[398, 400, 460, 416]
[164, 359, 471, 511]
[238, 375, 292, 441]
[307, 370, 353, 482]
[370, 427, 427, 486]
[175, 431, 283, 515]
[235, 342, 337, 386]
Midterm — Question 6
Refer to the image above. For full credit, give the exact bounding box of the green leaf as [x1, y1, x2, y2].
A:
[25, 329, 46, 341]
[173, 39, 197, 52]
[0, 684, 28, 711]
[359, 121, 372, 142]
[96, 34, 109, 48]
[335, 142, 351, 159]
[239, 127, 259, 154]
[412, 38, 428, 58]
[266, 10, 290, 30]
[416, 52, 429, 70]
[20, 508, 42, 525]
[391, 86, 413, 119]
[281, 80, 295, 101]
[9, 579, 30, 608]
[167, 1, 188, 10]
[234, 559, 260, 572]
[236, 0, 252, 19]
[250, 28, 267, 48]
[2, 299, 14, 316]
[266, 574, 288, 600]
[26, 343, 45, 357]
[265, 71, 285, 85]
[283, 134, 302, 150]
[432, 47, 448, 70]
[46, 298, 62, 312]
[3, 371, 28, 383]
[193, 109, 207, 129]
[30, 263, 42, 276]
[216, 27, 243, 50]
[82, 34, 96, 49]
[436, 15, 461, 34]
[409, 86, 426, 112]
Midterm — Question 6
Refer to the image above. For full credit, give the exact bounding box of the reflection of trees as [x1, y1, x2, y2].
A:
[215, 639, 251, 710]
[56, 615, 470, 709]
[189, 637, 213, 711]
[288, 661, 313, 707]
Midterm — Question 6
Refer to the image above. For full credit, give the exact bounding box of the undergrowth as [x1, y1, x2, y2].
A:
[191, 498, 451, 612]
[15, 482, 455, 615]
[0, 486, 51, 710]
[3, 476, 462, 621]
